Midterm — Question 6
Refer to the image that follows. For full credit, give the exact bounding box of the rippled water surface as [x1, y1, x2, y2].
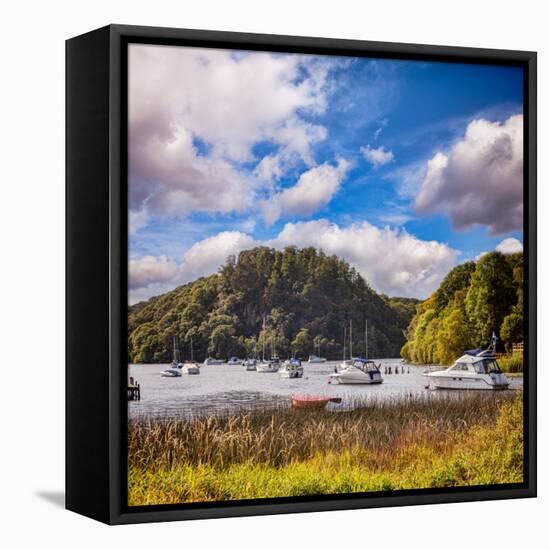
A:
[128, 359, 523, 419]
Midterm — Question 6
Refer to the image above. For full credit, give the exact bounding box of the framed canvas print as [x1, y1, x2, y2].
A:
[66, 24, 537, 524]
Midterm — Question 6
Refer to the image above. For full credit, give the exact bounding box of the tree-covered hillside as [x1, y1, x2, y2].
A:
[401, 251, 523, 365]
[128, 246, 419, 363]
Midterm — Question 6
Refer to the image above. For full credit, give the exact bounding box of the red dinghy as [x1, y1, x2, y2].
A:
[291, 394, 342, 409]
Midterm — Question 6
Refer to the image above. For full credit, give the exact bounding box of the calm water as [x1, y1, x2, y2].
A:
[128, 359, 522, 419]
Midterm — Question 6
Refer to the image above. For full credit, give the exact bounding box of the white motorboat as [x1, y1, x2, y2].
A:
[329, 358, 383, 384]
[203, 357, 223, 366]
[280, 358, 304, 379]
[160, 367, 182, 377]
[424, 345, 509, 390]
[243, 358, 257, 371]
[257, 356, 280, 373]
[307, 355, 327, 364]
[227, 356, 241, 365]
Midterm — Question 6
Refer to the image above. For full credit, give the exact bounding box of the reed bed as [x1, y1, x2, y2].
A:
[128, 393, 523, 504]
[499, 353, 524, 373]
[129, 393, 511, 469]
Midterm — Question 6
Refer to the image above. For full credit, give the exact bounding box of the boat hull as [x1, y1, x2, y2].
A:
[256, 363, 279, 373]
[329, 375, 382, 385]
[425, 374, 509, 390]
[160, 369, 182, 377]
[280, 369, 304, 379]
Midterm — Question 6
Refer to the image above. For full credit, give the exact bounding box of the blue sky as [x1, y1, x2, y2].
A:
[128, 45, 524, 303]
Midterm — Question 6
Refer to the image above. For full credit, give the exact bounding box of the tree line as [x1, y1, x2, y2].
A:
[401, 251, 523, 365]
[128, 246, 419, 363]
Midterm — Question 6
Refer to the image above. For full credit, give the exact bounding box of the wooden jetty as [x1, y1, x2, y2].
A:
[128, 376, 141, 401]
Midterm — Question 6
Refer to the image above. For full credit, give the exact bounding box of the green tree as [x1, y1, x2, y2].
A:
[500, 312, 523, 349]
[291, 329, 313, 358]
[465, 252, 516, 346]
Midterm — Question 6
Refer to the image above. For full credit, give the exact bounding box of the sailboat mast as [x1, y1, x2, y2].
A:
[173, 335, 177, 362]
[349, 319, 353, 360]
[262, 315, 265, 363]
[343, 326, 346, 361]
[366, 320, 369, 358]
[190, 337, 194, 362]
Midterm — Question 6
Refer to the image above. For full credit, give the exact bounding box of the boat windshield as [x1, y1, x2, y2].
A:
[473, 359, 502, 374]
[353, 360, 378, 372]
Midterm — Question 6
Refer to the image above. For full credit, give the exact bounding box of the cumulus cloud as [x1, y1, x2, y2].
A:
[129, 220, 458, 303]
[415, 115, 523, 234]
[496, 237, 523, 254]
[360, 144, 394, 167]
[129, 256, 178, 290]
[268, 220, 458, 298]
[129, 45, 333, 224]
[259, 158, 350, 225]
[177, 231, 256, 284]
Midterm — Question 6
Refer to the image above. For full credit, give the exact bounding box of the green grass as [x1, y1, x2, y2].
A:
[499, 353, 523, 373]
[128, 394, 523, 506]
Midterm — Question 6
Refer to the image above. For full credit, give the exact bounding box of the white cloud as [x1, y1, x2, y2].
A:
[268, 220, 458, 298]
[129, 256, 178, 290]
[415, 115, 523, 234]
[360, 145, 394, 167]
[496, 237, 523, 254]
[254, 154, 283, 182]
[177, 231, 256, 284]
[259, 158, 350, 225]
[129, 208, 149, 236]
[129, 45, 333, 224]
[129, 219, 458, 303]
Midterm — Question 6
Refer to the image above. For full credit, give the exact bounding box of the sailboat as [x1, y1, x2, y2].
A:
[330, 320, 383, 384]
[244, 338, 258, 371]
[308, 340, 327, 363]
[338, 321, 353, 371]
[160, 336, 183, 377]
[183, 337, 200, 375]
[257, 316, 280, 373]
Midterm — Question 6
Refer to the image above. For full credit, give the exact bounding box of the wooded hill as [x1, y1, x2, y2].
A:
[128, 246, 420, 363]
[401, 251, 523, 365]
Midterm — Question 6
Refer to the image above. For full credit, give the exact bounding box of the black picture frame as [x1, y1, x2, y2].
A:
[66, 24, 537, 525]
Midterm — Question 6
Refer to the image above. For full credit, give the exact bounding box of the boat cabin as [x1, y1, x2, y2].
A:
[351, 358, 380, 373]
[451, 353, 503, 375]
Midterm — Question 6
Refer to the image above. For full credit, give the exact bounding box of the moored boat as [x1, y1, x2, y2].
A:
[291, 394, 342, 409]
[203, 357, 223, 366]
[243, 358, 257, 371]
[257, 356, 280, 373]
[183, 362, 200, 375]
[280, 358, 304, 378]
[160, 367, 182, 377]
[424, 337, 509, 390]
[227, 356, 241, 365]
[307, 355, 327, 363]
[329, 358, 383, 384]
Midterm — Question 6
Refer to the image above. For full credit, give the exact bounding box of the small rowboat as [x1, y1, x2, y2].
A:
[291, 395, 342, 409]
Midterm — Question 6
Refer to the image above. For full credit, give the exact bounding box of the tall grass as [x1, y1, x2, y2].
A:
[499, 353, 523, 373]
[128, 393, 523, 505]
